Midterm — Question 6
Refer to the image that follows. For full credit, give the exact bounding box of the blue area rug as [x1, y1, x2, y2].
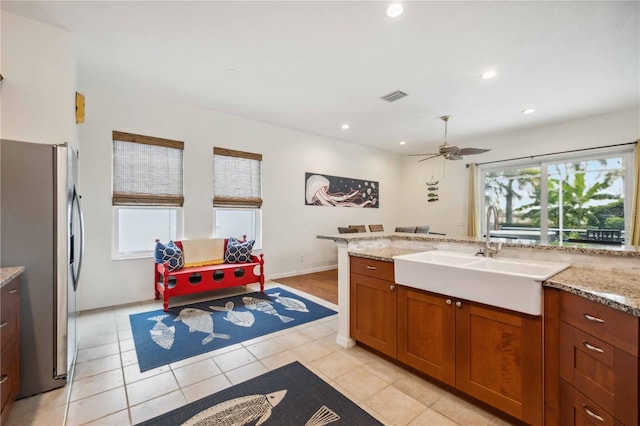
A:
[130, 288, 336, 372]
[137, 361, 383, 425]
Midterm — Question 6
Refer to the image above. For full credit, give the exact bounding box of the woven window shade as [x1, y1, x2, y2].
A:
[112, 131, 184, 206]
[213, 147, 262, 208]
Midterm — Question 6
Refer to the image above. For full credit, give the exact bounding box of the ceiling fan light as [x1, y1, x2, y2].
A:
[341, 123, 350, 130]
[481, 70, 497, 80]
[399, 140, 406, 145]
[521, 108, 536, 115]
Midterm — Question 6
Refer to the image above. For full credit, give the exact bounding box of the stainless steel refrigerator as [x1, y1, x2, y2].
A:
[1, 139, 84, 398]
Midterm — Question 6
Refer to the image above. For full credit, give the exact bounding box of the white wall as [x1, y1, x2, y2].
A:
[400, 108, 640, 237]
[0, 12, 76, 148]
[77, 80, 404, 310]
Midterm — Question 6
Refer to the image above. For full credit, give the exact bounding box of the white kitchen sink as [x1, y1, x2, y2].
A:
[393, 250, 570, 315]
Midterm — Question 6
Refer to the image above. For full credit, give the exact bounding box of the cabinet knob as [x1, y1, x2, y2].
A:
[389, 285, 395, 291]
[455, 301, 462, 308]
[583, 313, 604, 323]
[446, 299, 452, 305]
[582, 405, 605, 422]
[9, 288, 17, 294]
[366, 265, 377, 270]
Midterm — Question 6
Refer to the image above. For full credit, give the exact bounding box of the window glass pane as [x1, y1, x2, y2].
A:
[117, 208, 178, 254]
[214, 208, 261, 247]
[548, 156, 625, 243]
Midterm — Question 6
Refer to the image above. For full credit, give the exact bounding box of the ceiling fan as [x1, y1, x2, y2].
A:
[410, 116, 490, 162]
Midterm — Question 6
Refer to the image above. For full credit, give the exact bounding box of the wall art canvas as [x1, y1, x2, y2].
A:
[305, 172, 379, 208]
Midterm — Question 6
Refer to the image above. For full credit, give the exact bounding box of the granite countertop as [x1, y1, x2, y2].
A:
[0, 266, 25, 287]
[544, 267, 640, 317]
[319, 232, 640, 258]
[349, 246, 425, 262]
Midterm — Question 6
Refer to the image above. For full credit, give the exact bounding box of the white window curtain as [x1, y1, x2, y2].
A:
[213, 147, 262, 208]
[112, 131, 184, 206]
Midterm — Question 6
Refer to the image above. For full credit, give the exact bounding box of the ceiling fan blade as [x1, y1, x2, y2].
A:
[417, 153, 443, 162]
[408, 153, 439, 157]
[456, 148, 491, 155]
[447, 154, 463, 160]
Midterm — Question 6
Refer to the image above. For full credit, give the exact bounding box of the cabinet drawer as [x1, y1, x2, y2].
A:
[560, 322, 638, 425]
[0, 337, 19, 414]
[560, 291, 639, 357]
[350, 256, 395, 282]
[560, 379, 615, 426]
[0, 281, 20, 351]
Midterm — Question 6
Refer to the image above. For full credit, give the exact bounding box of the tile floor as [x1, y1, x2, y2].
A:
[6, 282, 514, 426]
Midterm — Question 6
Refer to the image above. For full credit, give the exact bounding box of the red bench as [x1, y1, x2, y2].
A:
[154, 238, 264, 312]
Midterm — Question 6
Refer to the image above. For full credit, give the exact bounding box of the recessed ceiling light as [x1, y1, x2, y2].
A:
[341, 124, 350, 130]
[386, 3, 403, 18]
[481, 70, 497, 80]
[521, 108, 536, 115]
[399, 141, 406, 145]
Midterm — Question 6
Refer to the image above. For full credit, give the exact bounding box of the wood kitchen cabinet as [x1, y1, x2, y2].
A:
[397, 286, 542, 425]
[350, 257, 397, 358]
[1, 275, 21, 425]
[555, 290, 638, 426]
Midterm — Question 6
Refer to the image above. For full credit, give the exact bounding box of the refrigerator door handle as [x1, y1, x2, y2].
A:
[72, 187, 85, 290]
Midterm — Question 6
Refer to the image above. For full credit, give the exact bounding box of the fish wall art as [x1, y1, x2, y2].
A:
[305, 172, 379, 208]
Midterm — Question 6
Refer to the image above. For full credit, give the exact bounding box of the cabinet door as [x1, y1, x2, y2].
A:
[397, 286, 455, 386]
[349, 273, 397, 357]
[456, 301, 542, 425]
[560, 379, 616, 426]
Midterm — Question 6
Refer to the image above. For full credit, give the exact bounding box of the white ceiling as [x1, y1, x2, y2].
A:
[3, 1, 639, 154]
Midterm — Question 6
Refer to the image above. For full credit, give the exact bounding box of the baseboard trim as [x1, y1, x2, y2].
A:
[268, 264, 338, 281]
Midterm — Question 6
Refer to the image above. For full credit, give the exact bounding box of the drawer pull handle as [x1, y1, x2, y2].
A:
[582, 405, 605, 422]
[0, 321, 8, 329]
[582, 341, 604, 353]
[0, 375, 7, 384]
[583, 313, 604, 323]
[9, 289, 18, 294]
[366, 266, 377, 270]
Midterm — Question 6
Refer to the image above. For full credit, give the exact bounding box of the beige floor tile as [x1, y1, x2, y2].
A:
[79, 323, 118, 338]
[117, 328, 133, 340]
[363, 357, 409, 384]
[70, 368, 124, 401]
[173, 358, 222, 387]
[6, 400, 67, 426]
[73, 354, 122, 380]
[126, 371, 180, 406]
[431, 394, 495, 426]
[408, 407, 460, 426]
[83, 409, 131, 426]
[123, 362, 172, 384]
[244, 338, 288, 359]
[393, 374, 448, 407]
[129, 390, 186, 424]
[272, 329, 313, 349]
[8, 385, 70, 421]
[213, 347, 258, 372]
[298, 322, 336, 339]
[310, 350, 363, 379]
[120, 349, 138, 367]
[225, 361, 269, 385]
[119, 338, 135, 352]
[344, 344, 383, 364]
[75, 341, 120, 363]
[365, 385, 428, 425]
[290, 339, 338, 362]
[260, 350, 299, 370]
[182, 374, 232, 403]
[334, 366, 389, 401]
[65, 387, 128, 426]
[168, 350, 216, 369]
[78, 331, 118, 349]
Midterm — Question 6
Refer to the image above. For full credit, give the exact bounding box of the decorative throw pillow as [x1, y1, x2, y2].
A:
[224, 237, 255, 263]
[154, 240, 184, 271]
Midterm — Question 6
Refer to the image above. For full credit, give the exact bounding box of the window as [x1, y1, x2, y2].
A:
[112, 131, 184, 258]
[479, 148, 634, 245]
[213, 147, 262, 247]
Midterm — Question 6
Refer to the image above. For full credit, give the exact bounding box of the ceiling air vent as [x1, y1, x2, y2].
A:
[381, 90, 408, 103]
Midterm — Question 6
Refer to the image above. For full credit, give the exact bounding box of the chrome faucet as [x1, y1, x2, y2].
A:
[482, 205, 502, 257]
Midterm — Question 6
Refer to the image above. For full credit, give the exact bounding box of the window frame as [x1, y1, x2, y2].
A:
[212, 207, 263, 250]
[477, 147, 635, 245]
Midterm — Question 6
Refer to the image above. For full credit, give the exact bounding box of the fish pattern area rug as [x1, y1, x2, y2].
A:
[136, 361, 383, 426]
[130, 288, 336, 372]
